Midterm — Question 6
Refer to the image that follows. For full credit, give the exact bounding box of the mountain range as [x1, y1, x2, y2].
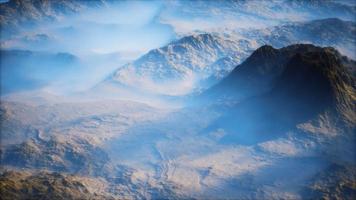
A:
[1, 0, 355, 96]
[1, 43, 355, 199]
[1, 1, 355, 199]
[106, 18, 356, 95]
[0, 50, 79, 94]
[1, 17, 353, 96]
[0, 0, 106, 37]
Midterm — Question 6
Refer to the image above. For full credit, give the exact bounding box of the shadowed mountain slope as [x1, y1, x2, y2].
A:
[204, 44, 355, 103]
[203, 44, 355, 144]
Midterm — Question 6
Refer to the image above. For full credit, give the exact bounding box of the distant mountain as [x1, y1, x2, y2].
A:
[202, 44, 355, 144]
[242, 18, 356, 58]
[2, 0, 355, 35]
[107, 33, 254, 95]
[283, 0, 356, 21]
[0, 0, 106, 37]
[0, 50, 79, 94]
[163, 0, 356, 35]
[105, 18, 355, 95]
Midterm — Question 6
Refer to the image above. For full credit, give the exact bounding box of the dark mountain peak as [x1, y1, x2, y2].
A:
[250, 43, 322, 57]
[308, 17, 355, 26]
[280, 43, 322, 53]
[253, 44, 276, 54]
[273, 48, 356, 124]
[202, 44, 355, 142]
[202, 44, 355, 112]
[280, 46, 354, 88]
[242, 44, 280, 70]
[245, 43, 332, 67]
[274, 50, 339, 104]
[239, 43, 350, 84]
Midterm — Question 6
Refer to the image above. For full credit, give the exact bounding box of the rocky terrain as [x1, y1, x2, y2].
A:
[0, 0, 355, 199]
[0, 170, 110, 199]
[1, 44, 355, 199]
[0, 98, 186, 199]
